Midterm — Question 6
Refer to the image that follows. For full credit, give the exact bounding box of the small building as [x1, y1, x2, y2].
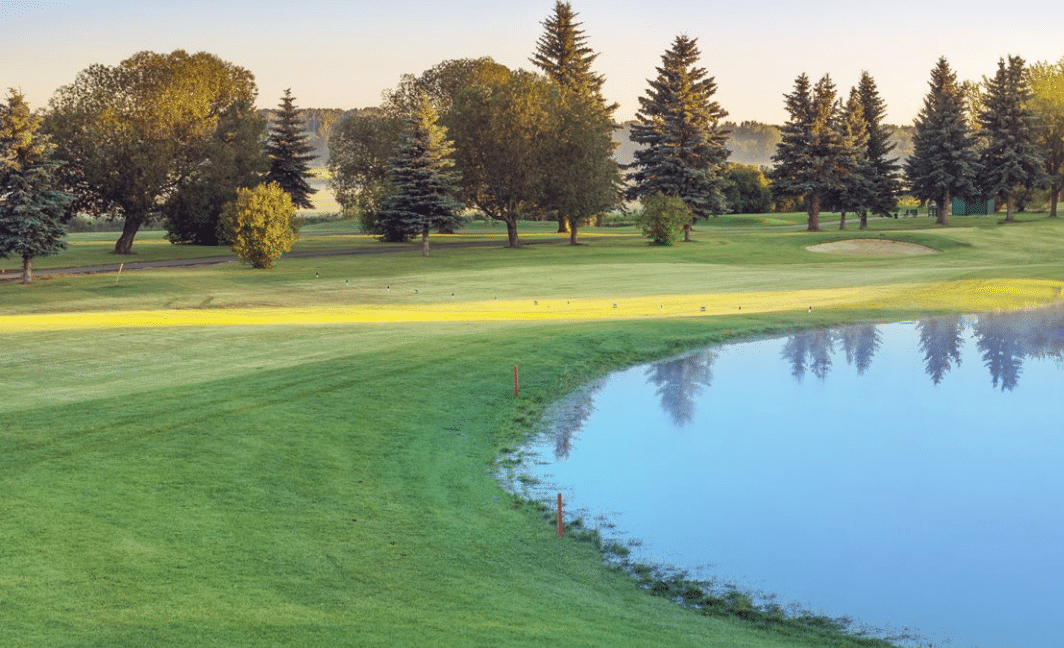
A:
[951, 197, 995, 216]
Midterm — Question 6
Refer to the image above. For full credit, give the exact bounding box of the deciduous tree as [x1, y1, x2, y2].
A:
[266, 89, 317, 209]
[905, 57, 979, 226]
[0, 89, 70, 283]
[626, 35, 730, 241]
[46, 50, 260, 254]
[219, 182, 297, 269]
[327, 108, 406, 232]
[377, 96, 463, 256]
[636, 192, 692, 246]
[1027, 58, 1064, 217]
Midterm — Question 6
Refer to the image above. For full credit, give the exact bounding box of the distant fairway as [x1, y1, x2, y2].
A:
[4, 213, 1064, 647]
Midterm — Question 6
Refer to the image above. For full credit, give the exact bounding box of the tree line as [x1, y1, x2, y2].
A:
[3, 2, 1064, 277]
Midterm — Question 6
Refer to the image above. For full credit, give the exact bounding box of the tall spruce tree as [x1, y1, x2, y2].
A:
[266, 89, 317, 209]
[0, 89, 70, 284]
[905, 57, 979, 226]
[834, 87, 871, 230]
[531, 1, 618, 233]
[377, 96, 463, 257]
[856, 71, 902, 228]
[770, 74, 852, 232]
[978, 55, 1044, 222]
[626, 35, 730, 242]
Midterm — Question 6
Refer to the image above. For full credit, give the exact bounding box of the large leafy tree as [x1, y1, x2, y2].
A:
[162, 97, 267, 245]
[327, 108, 406, 232]
[905, 57, 980, 226]
[448, 69, 551, 248]
[45, 50, 260, 254]
[856, 71, 902, 228]
[770, 74, 853, 232]
[531, 1, 619, 235]
[977, 55, 1044, 222]
[377, 96, 464, 257]
[265, 89, 317, 209]
[1027, 58, 1064, 217]
[0, 89, 70, 283]
[627, 35, 730, 242]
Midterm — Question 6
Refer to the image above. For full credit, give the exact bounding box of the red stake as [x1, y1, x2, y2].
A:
[557, 493, 563, 537]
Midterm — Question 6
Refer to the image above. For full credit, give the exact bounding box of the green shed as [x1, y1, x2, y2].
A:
[951, 197, 995, 216]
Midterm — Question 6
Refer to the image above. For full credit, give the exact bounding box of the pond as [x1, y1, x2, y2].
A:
[513, 306, 1064, 648]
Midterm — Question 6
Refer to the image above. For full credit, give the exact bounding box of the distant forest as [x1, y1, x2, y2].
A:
[264, 108, 915, 170]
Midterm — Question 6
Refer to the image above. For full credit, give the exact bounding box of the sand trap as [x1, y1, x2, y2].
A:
[807, 239, 938, 256]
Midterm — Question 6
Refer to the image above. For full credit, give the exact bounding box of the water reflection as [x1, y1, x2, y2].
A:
[918, 315, 965, 384]
[645, 349, 717, 427]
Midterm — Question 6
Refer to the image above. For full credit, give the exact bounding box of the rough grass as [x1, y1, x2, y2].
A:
[3, 213, 1063, 647]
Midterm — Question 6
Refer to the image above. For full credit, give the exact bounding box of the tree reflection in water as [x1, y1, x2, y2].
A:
[644, 349, 718, 427]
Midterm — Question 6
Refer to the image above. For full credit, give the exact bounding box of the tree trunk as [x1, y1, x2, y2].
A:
[839, 211, 847, 230]
[936, 191, 950, 226]
[807, 192, 820, 232]
[1051, 186, 1060, 218]
[504, 217, 520, 248]
[1004, 192, 1016, 223]
[21, 256, 32, 284]
[556, 215, 568, 233]
[859, 209, 868, 230]
[114, 214, 145, 254]
[569, 222, 579, 245]
[683, 221, 692, 242]
[422, 224, 430, 257]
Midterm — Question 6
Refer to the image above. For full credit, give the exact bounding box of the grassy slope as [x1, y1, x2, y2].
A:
[3, 215, 1064, 647]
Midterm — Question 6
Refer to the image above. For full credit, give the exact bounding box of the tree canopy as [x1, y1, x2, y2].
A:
[45, 50, 260, 253]
[219, 182, 298, 269]
[1027, 58, 1064, 218]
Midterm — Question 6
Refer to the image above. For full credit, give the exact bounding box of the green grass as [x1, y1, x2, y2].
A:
[3, 213, 1063, 647]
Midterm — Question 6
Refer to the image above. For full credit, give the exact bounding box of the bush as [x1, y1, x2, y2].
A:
[219, 182, 298, 268]
[636, 194, 693, 245]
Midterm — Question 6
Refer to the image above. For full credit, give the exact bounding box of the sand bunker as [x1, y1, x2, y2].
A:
[807, 239, 938, 256]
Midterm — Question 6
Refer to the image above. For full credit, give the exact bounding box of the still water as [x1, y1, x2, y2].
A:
[518, 307, 1064, 648]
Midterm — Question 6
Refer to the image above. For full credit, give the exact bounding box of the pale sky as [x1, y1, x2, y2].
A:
[2, 0, 1062, 125]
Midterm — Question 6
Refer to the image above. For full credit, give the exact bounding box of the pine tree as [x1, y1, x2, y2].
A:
[769, 74, 852, 232]
[531, 1, 617, 233]
[626, 35, 730, 242]
[834, 88, 871, 230]
[856, 71, 902, 228]
[905, 57, 979, 226]
[978, 55, 1044, 222]
[266, 89, 317, 209]
[378, 96, 463, 257]
[0, 89, 70, 284]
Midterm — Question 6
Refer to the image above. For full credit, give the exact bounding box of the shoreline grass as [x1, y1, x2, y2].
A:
[3, 214, 1063, 646]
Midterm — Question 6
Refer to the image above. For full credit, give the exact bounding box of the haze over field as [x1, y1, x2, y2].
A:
[2, 0, 1062, 125]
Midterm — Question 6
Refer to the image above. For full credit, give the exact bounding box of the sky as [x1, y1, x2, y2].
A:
[2, 0, 1063, 125]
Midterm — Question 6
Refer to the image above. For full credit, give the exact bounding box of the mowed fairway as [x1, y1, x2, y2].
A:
[3, 215, 1064, 647]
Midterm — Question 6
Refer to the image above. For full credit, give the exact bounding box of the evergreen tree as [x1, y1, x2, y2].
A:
[0, 89, 70, 284]
[856, 71, 902, 227]
[833, 87, 871, 230]
[905, 57, 979, 226]
[378, 96, 463, 257]
[531, 1, 617, 233]
[978, 55, 1044, 222]
[266, 89, 317, 209]
[770, 74, 852, 232]
[626, 35, 730, 242]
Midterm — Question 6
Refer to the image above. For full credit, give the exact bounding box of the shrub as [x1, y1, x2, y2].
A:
[636, 193, 693, 245]
[219, 182, 298, 268]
